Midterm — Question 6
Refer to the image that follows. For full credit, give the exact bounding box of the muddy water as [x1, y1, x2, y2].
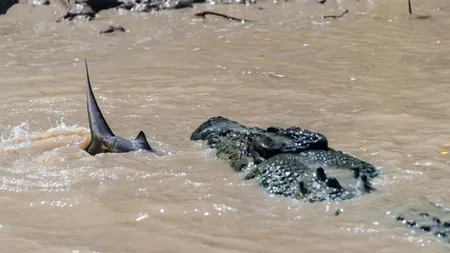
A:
[1, 0, 450, 252]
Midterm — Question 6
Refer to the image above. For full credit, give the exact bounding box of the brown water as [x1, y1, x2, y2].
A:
[1, 0, 450, 252]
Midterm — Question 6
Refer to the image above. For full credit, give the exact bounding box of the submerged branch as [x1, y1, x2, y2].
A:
[194, 11, 254, 22]
[322, 9, 348, 19]
[408, 0, 412, 15]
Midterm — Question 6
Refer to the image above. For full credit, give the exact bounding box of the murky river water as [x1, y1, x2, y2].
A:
[0, 0, 450, 252]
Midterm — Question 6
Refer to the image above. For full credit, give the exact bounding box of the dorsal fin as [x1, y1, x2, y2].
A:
[86, 59, 115, 139]
[135, 130, 152, 150]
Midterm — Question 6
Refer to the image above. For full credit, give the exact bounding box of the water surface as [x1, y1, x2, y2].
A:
[0, 0, 450, 252]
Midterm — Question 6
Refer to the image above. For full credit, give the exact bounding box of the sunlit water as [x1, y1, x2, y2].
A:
[0, 0, 450, 252]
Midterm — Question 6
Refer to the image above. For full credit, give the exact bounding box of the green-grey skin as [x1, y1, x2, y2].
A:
[191, 116, 450, 243]
[243, 151, 376, 203]
[396, 205, 450, 243]
[191, 116, 379, 202]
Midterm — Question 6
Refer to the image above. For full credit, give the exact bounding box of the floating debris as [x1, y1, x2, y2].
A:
[259, 71, 284, 78]
[335, 208, 344, 216]
[243, 70, 285, 78]
[194, 11, 254, 23]
[99, 25, 126, 35]
[322, 9, 349, 19]
[99, 25, 125, 34]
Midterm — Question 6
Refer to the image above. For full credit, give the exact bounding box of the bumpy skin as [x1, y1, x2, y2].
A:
[396, 206, 450, 243]
[191, 116, 450, 243]
[244, 154, 364, 202]
[191, 116, 379, 202]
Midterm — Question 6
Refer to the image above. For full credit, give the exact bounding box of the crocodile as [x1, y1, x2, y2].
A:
[190, 116, 379, 202]
[396, 207, 450, 244]
[190, 116, 450, 243]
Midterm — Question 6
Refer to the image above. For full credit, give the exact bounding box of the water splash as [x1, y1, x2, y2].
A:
[0, 121, 91, 153]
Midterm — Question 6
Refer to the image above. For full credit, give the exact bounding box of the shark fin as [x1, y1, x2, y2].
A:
[86, 58, 115, 139]
[135, 130, 152, 150]
[85, 59, 116, 155]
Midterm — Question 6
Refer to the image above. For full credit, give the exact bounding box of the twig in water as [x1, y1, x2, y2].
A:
[322, 9, 349, 19]
[407, 0, 431, 20]
[408, 0, 412, 15]
[194, 11, 254, 22]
